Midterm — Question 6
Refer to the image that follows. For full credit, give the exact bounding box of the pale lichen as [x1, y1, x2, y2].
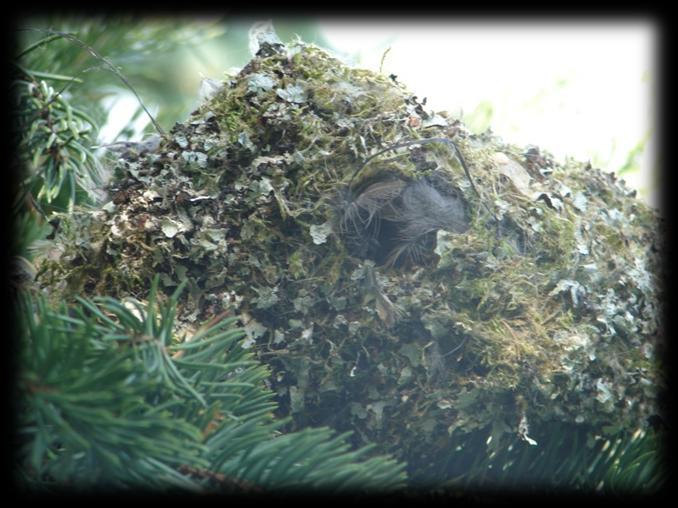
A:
[37, 37, 664, 483]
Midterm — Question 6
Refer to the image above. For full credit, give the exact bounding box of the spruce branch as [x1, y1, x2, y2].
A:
[17, 278, 406, 492]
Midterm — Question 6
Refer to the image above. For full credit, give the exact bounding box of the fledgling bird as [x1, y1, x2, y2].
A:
[332, 136, 493, 268]
[335, 172, 469, 268]
[383, 177, 470, 266]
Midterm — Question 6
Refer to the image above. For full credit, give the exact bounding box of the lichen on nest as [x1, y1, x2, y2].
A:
[38, 36, 665, 480]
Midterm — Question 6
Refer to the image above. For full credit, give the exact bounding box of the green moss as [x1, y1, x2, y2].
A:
[37, 37, 664, 483]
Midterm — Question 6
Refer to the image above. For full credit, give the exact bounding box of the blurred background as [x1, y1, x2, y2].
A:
[17, 17, 658, 207]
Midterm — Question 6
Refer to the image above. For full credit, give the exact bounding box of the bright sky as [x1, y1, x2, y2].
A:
[320, 21, 657, 207]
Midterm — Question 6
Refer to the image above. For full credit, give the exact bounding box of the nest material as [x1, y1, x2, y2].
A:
[38, 37, 665, 477]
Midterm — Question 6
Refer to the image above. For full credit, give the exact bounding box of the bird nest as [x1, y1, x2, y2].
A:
[38, 37, 665, 482]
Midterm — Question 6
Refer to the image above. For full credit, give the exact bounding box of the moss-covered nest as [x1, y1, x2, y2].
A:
[38, 37, 665, 484]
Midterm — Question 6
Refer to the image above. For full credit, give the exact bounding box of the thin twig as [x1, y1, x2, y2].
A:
[349, 137, 497, 223]
[17, 27, 165, 136]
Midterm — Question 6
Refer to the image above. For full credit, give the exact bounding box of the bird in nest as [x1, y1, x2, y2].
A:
[332, 138, 479, 269]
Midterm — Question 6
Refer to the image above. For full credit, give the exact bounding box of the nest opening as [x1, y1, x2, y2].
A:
[334, 171, 471, 268]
